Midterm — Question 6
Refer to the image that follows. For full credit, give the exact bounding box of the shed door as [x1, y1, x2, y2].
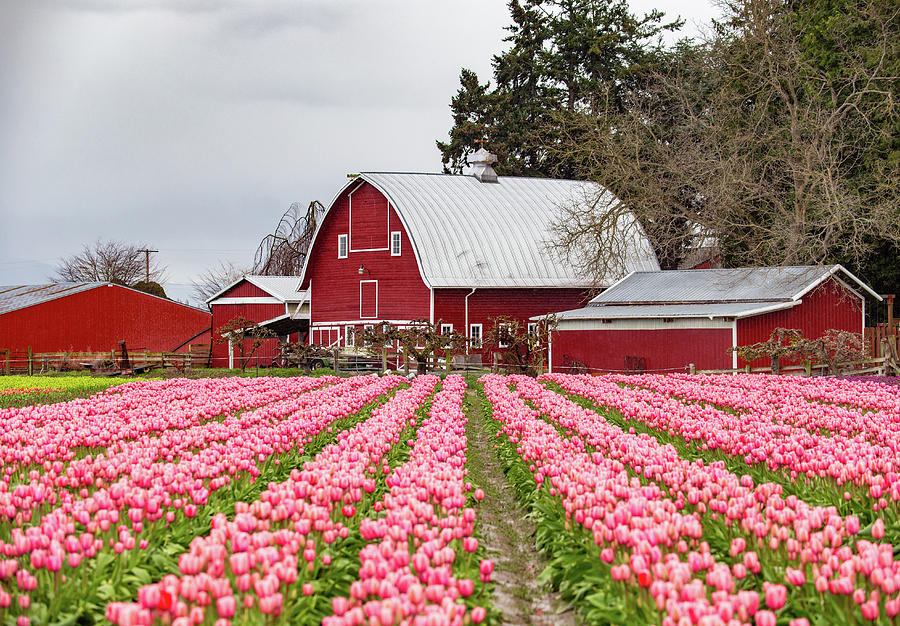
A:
[360, 281, 378, 319]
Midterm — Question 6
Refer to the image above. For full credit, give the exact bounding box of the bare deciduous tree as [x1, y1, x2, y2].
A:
[192, 260, 251, 308]
[254, 201, 326, 276]
[215, 316, 276, 372]
[359, 320, 466, 375]
[53, 239, 166, 286]
[548, 0, 900, 281]
[484, 314, 557, 376]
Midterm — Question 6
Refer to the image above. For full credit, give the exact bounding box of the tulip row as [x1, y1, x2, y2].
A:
[0, 375, 379, 528]
[325, 374, 490, 626]
[105, 375, 439, 625]
[670, 372, 900, 414]
[480, 375, 770, 624]
[1, 376, 333, 477]
[548, 373, 900, 510]
[0, 374, 407, 625]
[522, 375, 900, 624]
[614, 372, 900, 445]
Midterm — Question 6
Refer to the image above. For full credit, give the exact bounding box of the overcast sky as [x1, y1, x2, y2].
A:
[0, 0, 720, 305]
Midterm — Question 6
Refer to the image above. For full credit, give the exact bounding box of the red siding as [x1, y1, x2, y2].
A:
[303, 182, 431, 327]
[0, 285, 211, 354]
[210, 302, 288, 367]
[220, 281, 273, 299]
[736, 278, 863, 367]
[551, 327, 732, 373]
[435, 287, 590, 361]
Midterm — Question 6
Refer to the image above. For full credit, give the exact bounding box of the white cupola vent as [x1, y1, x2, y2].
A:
[470, 147, 499, 183]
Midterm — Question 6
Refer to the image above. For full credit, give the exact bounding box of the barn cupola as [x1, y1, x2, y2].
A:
[470, 147, 498, 183]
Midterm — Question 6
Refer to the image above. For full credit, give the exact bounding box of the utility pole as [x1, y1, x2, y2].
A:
[137, 248, 158, 283]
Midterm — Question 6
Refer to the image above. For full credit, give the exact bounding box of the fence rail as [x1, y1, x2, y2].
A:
[0, 345, 211, 375]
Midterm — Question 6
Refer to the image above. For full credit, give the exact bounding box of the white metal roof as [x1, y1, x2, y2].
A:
[551, 301, 798, 321]
[206, 275, 308, 304]
[0, 283, 100, 315]
[303, 172, 659, 289]
[589, 265, 880, 304]
[0, 283, 211, 315]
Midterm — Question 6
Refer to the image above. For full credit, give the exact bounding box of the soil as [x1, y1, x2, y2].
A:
[465, 389, 579, 626]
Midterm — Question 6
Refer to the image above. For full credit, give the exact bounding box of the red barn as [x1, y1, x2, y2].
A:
[0, 282, 211, 355]
[547, 265, 880, 373]
[298, 154, 659, 358]
[207, 276, 309, 368]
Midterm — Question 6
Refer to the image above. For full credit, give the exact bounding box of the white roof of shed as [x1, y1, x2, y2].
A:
[206, 275, 308, 304]
[305, 172, 660, 289]
[547, 264, 880, 322]
[589, 265, 879, 304]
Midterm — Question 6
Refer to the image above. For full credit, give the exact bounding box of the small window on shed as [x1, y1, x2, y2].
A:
[338, 234, 348, 259]
[601, 319, 613, 324]
[390, 231, 402, 256]
[662, 318, 674, 323]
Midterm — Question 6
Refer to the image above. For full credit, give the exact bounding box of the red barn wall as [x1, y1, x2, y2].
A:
[210, 303, 287, 368]
[435, 288, 589, 360]
[551, 327, 733, 373]
[303, 182, 431, 337]
[736, 278, 864, 367]
[0, 285, 211, 354]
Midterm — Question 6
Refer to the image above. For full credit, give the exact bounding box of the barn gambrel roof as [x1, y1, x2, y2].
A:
[302, 172, 660, 290]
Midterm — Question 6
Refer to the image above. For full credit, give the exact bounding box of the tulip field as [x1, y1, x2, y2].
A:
[1, 372, 900, 625]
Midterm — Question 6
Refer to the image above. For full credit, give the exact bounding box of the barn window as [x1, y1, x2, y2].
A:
[345, 326, 355, 347]
[391, 231, 402, 256]
[528, 322, 538, 337]
[469, 324, 482, 348]
[440, 323, 453, 335]
[498, 324, 509, 348]
[338, 234, 348, 259]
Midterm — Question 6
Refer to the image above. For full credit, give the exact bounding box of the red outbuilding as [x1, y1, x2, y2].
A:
[0, 282, 211, 355]
[207, 276, 309, 368]
[298, 150, 660, 359]
[546, 265, 881, 373]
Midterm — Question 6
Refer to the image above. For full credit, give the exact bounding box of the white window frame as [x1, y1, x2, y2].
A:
[469, 323, 482, 348]
[338, 234, 348, 259]
[498, 323, 509, 348]
[390, 231, 402, 256]
[527, 322, 538, 337]
[440, 323, 453, 335]
[359, 280, 378, 319]
[345, 326, 355, 348]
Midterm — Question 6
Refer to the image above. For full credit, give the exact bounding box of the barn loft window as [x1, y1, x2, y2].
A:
[391, 231, 402, 256]
[338, 234, 348, 259]
[469, 323, 482, 348]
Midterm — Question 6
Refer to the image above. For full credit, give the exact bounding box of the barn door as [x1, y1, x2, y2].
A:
[360, 280, 378, 318]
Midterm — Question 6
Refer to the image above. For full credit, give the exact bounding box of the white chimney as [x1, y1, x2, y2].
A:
[470, 147, 498, 183]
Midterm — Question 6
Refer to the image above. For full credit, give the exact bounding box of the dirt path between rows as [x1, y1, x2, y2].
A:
[465, 389, 579, 626]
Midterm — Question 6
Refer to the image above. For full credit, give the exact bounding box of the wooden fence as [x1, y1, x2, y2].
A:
[694, 355, 898, 377]
[0, 344, 212, 375]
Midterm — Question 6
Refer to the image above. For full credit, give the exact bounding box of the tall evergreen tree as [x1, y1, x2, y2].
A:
[437, 0, 681, 178]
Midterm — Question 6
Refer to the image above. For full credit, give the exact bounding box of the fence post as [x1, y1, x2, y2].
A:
[4, 349, 9, 375]
[27, 347, 33, 376]
[333, 348, 340, 373]
[744, 364, 751, 374]
[187, 345, 192, 371]
[689, 363, 695, 375]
